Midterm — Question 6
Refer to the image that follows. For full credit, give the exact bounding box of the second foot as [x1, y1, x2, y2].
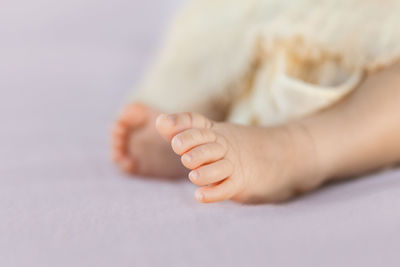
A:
[111, 102, 186, 178]
[155, 112, 325, 203]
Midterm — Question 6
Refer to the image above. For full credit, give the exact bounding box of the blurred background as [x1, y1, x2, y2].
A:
[0, 1, 399, 267]
[0, 0, 184, 173]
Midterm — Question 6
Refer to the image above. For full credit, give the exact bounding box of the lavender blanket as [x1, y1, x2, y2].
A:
[1, 0, 399, 266]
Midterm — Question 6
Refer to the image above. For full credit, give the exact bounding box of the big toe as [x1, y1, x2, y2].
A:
[118, 102, 149, 127]
[155, 112, 214, 141]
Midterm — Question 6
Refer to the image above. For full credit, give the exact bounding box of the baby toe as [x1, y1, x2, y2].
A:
[155, 112, 213, 141]
[112, 123, 128, 138]
[119, 158, 136, 174]
[188, 159, 233, 186]
[195, 176, 241, 203]
[111, 126, 128, 160]
[112, 149, 125, 162]
[171, 128, 217, 155]
[181, 142, 226, 169]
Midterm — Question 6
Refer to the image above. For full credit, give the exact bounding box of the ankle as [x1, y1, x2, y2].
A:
[282, 123, 329, 190]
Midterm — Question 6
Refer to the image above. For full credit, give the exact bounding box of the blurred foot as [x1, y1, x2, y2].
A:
[112, 103, 186, 178]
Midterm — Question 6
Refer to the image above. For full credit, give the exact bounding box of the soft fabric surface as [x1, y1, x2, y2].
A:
[1, 1, 399, 266]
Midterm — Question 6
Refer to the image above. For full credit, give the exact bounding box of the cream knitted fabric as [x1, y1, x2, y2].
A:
[131, 0, 400, 125]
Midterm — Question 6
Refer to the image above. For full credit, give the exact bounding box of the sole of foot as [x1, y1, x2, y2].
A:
[112, 103, 186, 178]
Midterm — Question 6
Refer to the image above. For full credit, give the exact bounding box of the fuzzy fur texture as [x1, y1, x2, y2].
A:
[131, 0, 400, 125]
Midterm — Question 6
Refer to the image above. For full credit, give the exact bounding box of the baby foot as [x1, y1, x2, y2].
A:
[112, 103, 186, 178]
[155, 112, 324, 203]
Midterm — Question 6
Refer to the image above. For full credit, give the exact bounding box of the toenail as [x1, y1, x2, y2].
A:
[189, 170, 199, 180]
[195, 191, 204, 202]
[172, 136, 183, 147]
[167, 115, 176, 125]
[182, 154, 192, 163]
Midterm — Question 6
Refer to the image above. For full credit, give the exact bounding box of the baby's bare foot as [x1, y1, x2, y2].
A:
[155, 112, 324, 203]
[112, 103, 186, 178]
